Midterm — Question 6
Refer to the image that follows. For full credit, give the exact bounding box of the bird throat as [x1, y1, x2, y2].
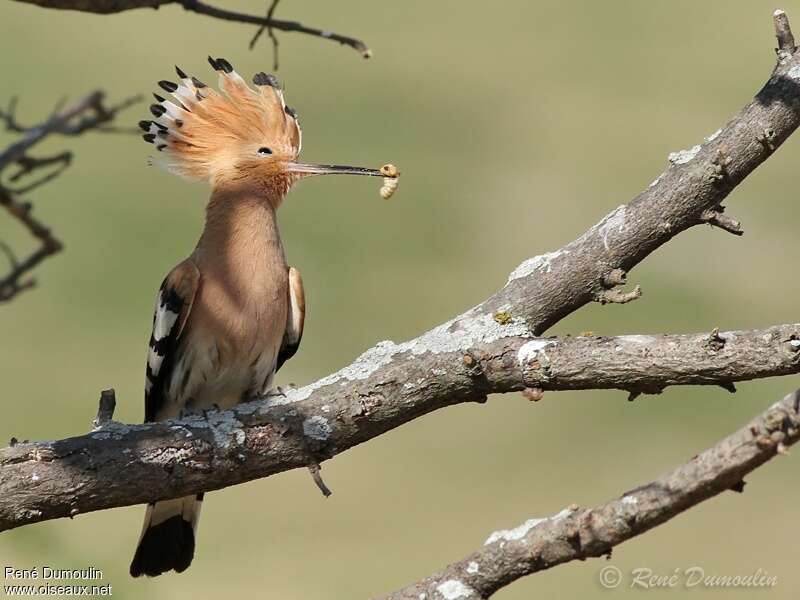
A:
[196, 185, 288, 302]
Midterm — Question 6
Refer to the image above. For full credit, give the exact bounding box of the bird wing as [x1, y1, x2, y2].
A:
[144, 260, 200, 422]
[276, 266, 305, 372]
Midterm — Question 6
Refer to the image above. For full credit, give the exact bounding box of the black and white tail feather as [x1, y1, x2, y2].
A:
[129, 494, 203, 577]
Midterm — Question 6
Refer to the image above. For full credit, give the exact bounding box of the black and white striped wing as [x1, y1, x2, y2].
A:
[275, 266, 305, 373]
[144, 260, 200, 422]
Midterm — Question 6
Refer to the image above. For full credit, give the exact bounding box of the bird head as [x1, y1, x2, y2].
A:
[140, 57, 388, 199]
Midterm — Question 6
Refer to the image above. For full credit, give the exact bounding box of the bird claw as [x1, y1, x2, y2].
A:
[263, 386, 287, 398]
[179, 405, 210, 419]
[248, 386, 288, 402]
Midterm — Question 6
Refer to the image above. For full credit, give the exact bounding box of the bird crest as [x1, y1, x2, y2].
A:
[139, 57, 302, 183]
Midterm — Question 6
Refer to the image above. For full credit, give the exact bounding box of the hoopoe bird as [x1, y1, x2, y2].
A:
[130, 57, 398, 578]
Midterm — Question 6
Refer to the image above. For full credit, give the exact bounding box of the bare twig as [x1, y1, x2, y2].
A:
[0, 97, 25, 133]
[93, 389, 117, 429]
[380, 389, 800, 599]
[775, 9, 796, 54]
[250, 0, 282, 70]
[0, 188, 62, 302]
[307, 462, 333, 498]
[9, 152, 72, 183]
[0, 92, 138, 302]
[11, 0, 372, 60]
[0, 91, 139, 171]
[700, 206, 744, 235]
[181, 0, 371, 59]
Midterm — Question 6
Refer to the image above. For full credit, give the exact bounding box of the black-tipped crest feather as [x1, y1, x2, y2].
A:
[215, 57, 233, 73]
[253, 72, 280, 88]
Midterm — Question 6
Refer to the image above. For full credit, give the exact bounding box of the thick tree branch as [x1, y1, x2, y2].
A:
[468, 14, 800, 336]
[11, 0, 372, 59]
[380, 389, 800, 600]
[3, 10, 800, 529]
[0, 92, 138, 302]
[2, 9, 799, 597]
[2, 322, 800, 531]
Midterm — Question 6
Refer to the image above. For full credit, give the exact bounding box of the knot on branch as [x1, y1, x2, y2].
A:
[785, 335, 800, 356]
[757, 127, 778, 152]
[462, 351, 487, 378]
[705, 149, 731, 184]
[517, 339, 555, 387]
[596, 268, 641, 305]
[602, 268, 627, 287]
[92, 389, 117, 428]
[706, 328, 726, 352]
[626, 385, 664, 402]
[729, 480, 747, 493]
[521, 387, 544, 402]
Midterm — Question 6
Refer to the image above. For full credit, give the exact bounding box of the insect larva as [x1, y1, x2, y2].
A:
[379, 163, 400, 199]
[380, 178, 398, 199]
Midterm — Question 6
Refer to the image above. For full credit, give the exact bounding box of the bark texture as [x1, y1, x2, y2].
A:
[2, 6, 800, 600]
[1, 324, 799, 532]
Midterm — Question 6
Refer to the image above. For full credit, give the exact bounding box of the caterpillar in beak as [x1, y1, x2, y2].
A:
[379, 164, 400, 199]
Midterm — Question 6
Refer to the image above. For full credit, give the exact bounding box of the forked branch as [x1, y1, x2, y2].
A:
[10, 0, 372, 62]
[0, 91, 138, 302]
[1, 7, 799, 600]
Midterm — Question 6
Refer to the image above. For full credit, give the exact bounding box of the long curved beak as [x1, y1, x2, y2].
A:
[286, 162, 385, 178]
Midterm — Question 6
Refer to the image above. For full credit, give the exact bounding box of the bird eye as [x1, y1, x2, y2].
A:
[258, 147, 273, 156]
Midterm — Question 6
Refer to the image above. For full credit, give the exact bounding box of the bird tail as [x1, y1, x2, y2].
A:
[129, 494, 203, 577]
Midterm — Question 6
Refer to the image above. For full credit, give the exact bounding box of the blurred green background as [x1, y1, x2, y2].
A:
[2, 1, 800, 598]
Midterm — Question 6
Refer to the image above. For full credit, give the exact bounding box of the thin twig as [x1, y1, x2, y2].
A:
[11, 0, 372, 60]
[250, 0, 282, 71]
[307, 462, 333, 498]
[0, 92, 139, 171]
[180, 0, 371, 58]
[266, 3, 281, 71]
[700, 206, 744, 235]
[0, 97, 26, 133]
[774, 9, 796, 54]
[0, 91, 139, 302]
[0, 188, 62, 302]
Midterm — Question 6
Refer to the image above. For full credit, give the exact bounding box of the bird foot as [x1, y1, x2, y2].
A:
[262, 386, 287, 398]
[179, 405, 216, 419]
